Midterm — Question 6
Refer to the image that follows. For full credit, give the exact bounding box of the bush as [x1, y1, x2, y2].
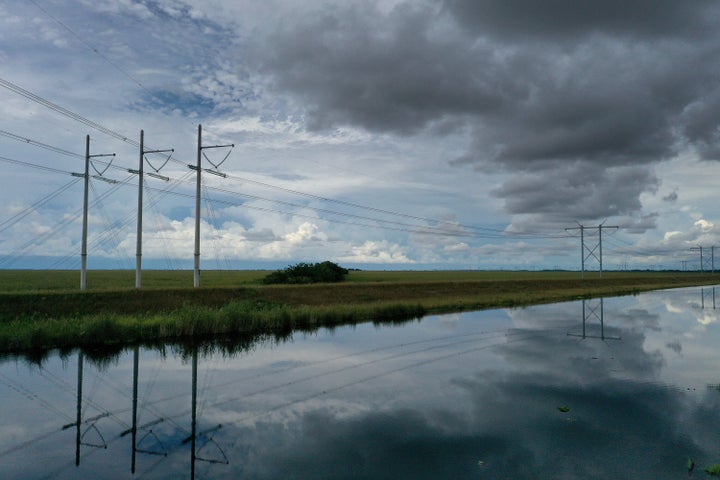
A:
[263, 261, 349, 285]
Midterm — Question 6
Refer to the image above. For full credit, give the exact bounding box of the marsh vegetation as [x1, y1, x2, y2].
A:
[0, 269, 716, 353]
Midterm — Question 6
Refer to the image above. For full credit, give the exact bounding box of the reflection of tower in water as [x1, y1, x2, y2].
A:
[64, 347, 228, 478]
[119, 346, 167, 473]
[567, 298, 621, 342]
[184, 346, 229, 479]
[700, 287, 716, 310]
[62, 351, 109, 466]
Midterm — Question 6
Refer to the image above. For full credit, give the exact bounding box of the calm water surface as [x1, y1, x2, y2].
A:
[2, 286, 720, 479]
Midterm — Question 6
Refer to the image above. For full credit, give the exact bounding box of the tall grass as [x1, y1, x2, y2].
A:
[0, 300, 427, 352]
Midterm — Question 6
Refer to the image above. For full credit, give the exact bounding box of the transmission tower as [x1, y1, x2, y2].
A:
[565, 223, 618, 279]
[690, 246, 716, 273]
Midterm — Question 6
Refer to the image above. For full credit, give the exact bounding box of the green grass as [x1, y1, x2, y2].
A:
[0, 268, 650, 291]
[0, 269, 269, 292]
[0, 269, 717, 354]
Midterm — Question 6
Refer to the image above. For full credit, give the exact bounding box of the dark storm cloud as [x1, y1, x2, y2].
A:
[491, 162, 658, 220]
[256, 3, 515, 134]
[442, 0, 719, 40]
[251, 0, 720, 225]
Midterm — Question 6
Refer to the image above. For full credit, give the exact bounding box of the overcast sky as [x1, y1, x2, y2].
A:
[1, 0, 720, 271]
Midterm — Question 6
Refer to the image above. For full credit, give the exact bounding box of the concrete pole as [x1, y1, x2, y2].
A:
[580, 225, 585, 280]
[81, 135, 90, 290]
[194, 125, 202, 288]
[136, 130, 144, 289]
[599, 224, 603, 278]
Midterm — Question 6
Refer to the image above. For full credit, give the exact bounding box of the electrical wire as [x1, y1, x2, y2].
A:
[0, 178, 79, 234]
[221, 170, 569, 240]
[0, 129, 83, 158]
[27, 0, 155, 99]
[0, 77, 138, 147]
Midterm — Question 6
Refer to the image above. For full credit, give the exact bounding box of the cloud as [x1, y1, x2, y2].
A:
[442, 0, 719, 41]
[4, 0, 720, 268]
[248, 0, 720, 229]
[254, 2, 510, 134]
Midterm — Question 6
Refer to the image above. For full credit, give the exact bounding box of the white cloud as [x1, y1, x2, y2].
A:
[1, 0, 720, 270]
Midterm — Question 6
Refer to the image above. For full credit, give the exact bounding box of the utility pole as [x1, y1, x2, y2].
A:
[190, 124, 233, 287]
[131, 130, 173, 288]
[566, 222, 618, 279]
[72, 135, 114, 291]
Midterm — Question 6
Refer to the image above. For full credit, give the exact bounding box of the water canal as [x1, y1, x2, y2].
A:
[2, 286, 719, 479]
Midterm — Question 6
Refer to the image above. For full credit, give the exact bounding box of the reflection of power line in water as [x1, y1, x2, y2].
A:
[10, 324, 570, 479]
[97, 327, 523, 421]
[131, 328, 558, 476]
[220, 330, 554, 433]
[164, 328, 539, 421]
[136, 329, 556, 478]
[197, 327, 534, 396]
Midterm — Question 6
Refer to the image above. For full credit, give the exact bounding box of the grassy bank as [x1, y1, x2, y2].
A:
[0, 270, 717, 354]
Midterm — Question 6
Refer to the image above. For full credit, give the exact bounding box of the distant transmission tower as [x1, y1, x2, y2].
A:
[690, 246, 716, 273]
[565, 222, 618, 279]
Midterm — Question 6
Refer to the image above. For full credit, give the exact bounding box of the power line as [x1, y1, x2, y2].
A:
[0, 154, 76, 176]
[222, 171, 567, 240]
[0, 129, 83, 159]
[0, 75, 566, 242]
[0, 76, 138, 147]
[27, 0, 155, 99]
[0, 178, 79, 234]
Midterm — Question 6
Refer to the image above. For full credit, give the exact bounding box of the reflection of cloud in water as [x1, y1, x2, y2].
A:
[438, 313, 462, 328]
[210, 374, 720, 479]
[697, 311, 718, 326]
[660, 289, 720, 328]
[665, 339, 683, 355]
[614, 308, 662, 332]
[505, 301, 580, 330]
[664, 300, 684, 314]
[4, 286, 720, 479]
[206, 305, 719, 479]
[494, 323, 664, 385]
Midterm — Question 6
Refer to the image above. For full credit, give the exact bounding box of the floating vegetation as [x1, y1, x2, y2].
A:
[706, 464, 720, 476]
[558, 406, 570, 413]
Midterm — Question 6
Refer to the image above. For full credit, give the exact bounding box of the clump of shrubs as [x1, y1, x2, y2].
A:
[262, 261, 349, 285]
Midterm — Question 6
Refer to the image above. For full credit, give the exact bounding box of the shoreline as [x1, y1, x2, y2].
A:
[0, 272, 717, 354]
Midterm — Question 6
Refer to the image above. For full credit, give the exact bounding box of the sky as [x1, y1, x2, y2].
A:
[1, 0, 720, 272]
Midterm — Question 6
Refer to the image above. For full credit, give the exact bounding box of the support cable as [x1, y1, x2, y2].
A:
[202, 184, 233, 270]
[144, 178, 179, 270]
[0, 178, 79, 233]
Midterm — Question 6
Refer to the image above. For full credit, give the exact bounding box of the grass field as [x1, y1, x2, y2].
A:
[0, 268, 655, 291]
[0, 269, 717, 354]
